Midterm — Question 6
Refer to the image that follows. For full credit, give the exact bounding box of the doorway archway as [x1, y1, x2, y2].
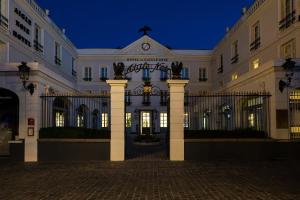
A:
[0, 88, 19, 156]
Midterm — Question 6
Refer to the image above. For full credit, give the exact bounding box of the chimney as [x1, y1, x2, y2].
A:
[62, 28, 66, 34]
[242, 7, 247, 14]
[45, 9, 50, 16]
[226, 27, 230, 33]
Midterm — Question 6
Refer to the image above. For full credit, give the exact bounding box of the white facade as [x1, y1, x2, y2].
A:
[0, 0, 300, 161]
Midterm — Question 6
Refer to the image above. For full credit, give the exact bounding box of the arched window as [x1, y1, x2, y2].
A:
[77, 104, 88, 128]
[53, 97, 69, 127]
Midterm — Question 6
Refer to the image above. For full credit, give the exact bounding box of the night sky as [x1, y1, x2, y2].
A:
[35, 0, 255, 49]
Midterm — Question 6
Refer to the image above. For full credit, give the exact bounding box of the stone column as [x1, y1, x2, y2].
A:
[24, 86, 39, 162]
[167, 80, 189, 161]
[107, 80, 128, 161]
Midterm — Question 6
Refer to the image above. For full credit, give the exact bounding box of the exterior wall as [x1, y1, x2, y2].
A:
[0, 0, 78, 161]
[77, 36, 212, 133]
[211, 0, 300, 139]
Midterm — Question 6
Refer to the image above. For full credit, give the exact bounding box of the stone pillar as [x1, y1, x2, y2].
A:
[24, 87, 39, 162]
[167, 80, 189, 161]
[107, 80, 128, 161]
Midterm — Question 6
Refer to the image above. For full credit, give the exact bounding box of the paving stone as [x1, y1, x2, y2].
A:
[0, 135, 300, 200]
[0, 159, 300, 200]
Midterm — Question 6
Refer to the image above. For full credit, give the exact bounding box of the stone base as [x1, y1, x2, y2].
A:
[170, 139, 184, 161]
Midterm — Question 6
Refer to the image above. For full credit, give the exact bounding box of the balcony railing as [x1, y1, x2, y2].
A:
[55, 56, 62, 66]
[72, 69, 77, 77]
[279, 11, 296, 30]
[33, 40, 44, 53]
[250, 38, 261, 51]
[0, 15, 8, 30]
[199, 78, 208, 82]
[142, 77, 151, 81]
[217, 66, 223, 73]
[83, 77, 92, 82]
[100, 77, 108, 81]
[231, 54, 239, 64]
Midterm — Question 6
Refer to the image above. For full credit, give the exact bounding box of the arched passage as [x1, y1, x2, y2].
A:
[0, 88, 19, 156]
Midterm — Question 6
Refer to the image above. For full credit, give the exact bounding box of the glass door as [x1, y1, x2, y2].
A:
[140, 111, 151, 135]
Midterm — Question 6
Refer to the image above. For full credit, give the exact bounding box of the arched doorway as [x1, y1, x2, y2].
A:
[53, 97, 70, 127]
[0, 88, 19, 156]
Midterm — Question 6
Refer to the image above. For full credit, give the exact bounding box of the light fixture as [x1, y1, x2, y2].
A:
[18, 62, 35, 95]
[278, 58, 299, 93]
[143, 81, 152, 94]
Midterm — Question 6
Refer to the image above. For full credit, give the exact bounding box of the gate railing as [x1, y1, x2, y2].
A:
[289, 90, 300, 139]
[184, 92, 271, 138]
[41, 94, 111, 130]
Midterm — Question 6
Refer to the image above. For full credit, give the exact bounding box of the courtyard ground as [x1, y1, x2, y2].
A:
[1, 135, 300, 200]
[0, 159, 300, 199]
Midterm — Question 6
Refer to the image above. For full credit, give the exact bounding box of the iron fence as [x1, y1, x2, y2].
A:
[184, 92, 271, 137]
[289, 90, 300, 139]
[41, 94, 111, 130]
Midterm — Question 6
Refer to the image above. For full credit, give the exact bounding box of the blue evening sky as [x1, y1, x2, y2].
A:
[35, 0, 254, 50]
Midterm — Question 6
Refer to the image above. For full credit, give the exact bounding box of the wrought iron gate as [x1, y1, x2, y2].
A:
[289, 90, 300, 139]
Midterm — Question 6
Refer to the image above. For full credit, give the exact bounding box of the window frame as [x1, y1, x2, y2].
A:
[160, 112, 168, 128]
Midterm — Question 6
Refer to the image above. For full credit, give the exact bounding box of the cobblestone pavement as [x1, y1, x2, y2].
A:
[0, 159, 300, 200]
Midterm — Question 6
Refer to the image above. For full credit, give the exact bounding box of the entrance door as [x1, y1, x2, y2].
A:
[140, 111, 151, 135]
[0, 88, 19, 156]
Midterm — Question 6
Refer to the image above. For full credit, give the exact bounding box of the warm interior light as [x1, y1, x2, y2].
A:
[253, 59, 260, 69]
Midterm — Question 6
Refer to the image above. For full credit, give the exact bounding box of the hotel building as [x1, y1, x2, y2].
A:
[0, 0, 300, 161]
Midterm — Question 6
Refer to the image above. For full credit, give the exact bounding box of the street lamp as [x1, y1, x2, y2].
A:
[279, 58, 298, 92]
[18, 62, 35, 95]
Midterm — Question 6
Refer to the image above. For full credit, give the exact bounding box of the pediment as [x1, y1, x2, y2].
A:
[119, 35, 173, 56]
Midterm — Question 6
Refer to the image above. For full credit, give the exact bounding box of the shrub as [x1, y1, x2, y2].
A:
[39, 127, 110, 139]
[185, 129, 268, 139]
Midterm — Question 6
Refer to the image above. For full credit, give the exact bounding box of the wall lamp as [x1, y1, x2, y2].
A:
[18, 62, 35, 95]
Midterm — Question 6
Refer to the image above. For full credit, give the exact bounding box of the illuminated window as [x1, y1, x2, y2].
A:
[142, 112, 150, 128]
[101, 113, 108, 128]
[252, 59, 260, 69]
[184, 112, 189, 128]
[232, 73, 238, 81]
[53, 97, 69, 127]
[203, 114, 209, 129]
[126, 113, 132, 128]
[55, 112, 64, 127]
[248, 113, 255, 127]
[77, 114, 84, 127]
[160, 113, 168, 128]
